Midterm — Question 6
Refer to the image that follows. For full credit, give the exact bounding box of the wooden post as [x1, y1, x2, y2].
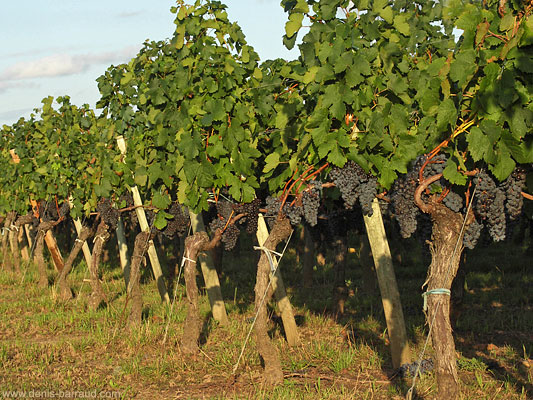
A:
[256, 214, 300, 347]
[363, 198, 410, 368]
[188, 210, 229, 326]
[116, 217, 131, 286]
[18, 225, 29, 261]
[116, 136, 169, 304]
[24, 224, 34, 250]
[68, 199, 93, 269]
[10, 149, 64, 272]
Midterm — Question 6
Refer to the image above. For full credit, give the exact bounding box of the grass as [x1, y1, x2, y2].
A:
[0, 226, 531, 399]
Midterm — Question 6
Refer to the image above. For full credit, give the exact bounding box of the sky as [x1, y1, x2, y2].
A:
[0, 0, 300, 126]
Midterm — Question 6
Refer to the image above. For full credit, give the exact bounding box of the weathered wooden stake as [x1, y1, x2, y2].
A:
[363, 198, 410, 368]
[188, 210, 228, 326]
[116, 136, 169, 304]
[69, 200, 93, 269]
[116, 217, 131, 286]
[256, 214, 300, 347]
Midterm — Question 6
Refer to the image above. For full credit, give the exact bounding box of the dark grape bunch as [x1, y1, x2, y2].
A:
[283, 203, 303, 226]
[503, 168, 526, 220]
[329, 161, 376, 215]
[235, 198, 261, 234]
[265, 196, 282, 229]
[58, 201, 70, 218]
[96, 198, 120, 230]
[302, 180, 322, 226]
[442, 191, 463, 213]
[390, 172, 419, 239]
[398, 359, 434, 378]
[463, 219, 482, 249]
[209, 217, 239, 251]
[473, 171, 506, 242]
[40, 201, 59, 222]
[421, 153, 447, 178]
[119, 192, 138, 228]
[162, 201, 189, 238]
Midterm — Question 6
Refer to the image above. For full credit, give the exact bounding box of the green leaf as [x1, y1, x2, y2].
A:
[263, 153, 280, 173]
[437, 98, 457, 130]
[488, 145, 515, 181]
[442, 160, 467, 185]
[285, 12, 304, 37]
[467, 126, 491, 162]
[152, 191, 171, 210]
[393, 15, 410, 36]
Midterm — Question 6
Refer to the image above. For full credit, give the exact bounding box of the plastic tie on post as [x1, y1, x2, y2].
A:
[180, 253, 196, 268]
[75, 238, 85, 244]
[422, 288, 451, 312]
[253, 246, 282, 273]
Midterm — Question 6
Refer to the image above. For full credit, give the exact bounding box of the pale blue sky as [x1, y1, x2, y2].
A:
[0, 0, 299, 126]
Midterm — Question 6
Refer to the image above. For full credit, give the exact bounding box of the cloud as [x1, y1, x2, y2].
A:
[0, 46, 139, 82]
[0, 80, 40, 94]
[0, 107, 34, 125]
[116, 10, 143, 18]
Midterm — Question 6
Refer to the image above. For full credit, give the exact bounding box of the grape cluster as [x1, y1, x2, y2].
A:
[119, 192, 138, 228]
[265, 196, 282, 229]
[421, 153, 447, 178]
[209, 217, 239, 251]
[58, 201, 70, 218]
[329, 161, 376, 215]
[390, 174, 419, 239]
[302, 181, 322, 226]
[474, 172, 506, 242]
[283, 204, 303, 226]
[442, 191, 463, 213]
[463, 219, 482, 249]
[96, 198, 119, 230]
[40, 201, 59, 222]
[216, 199, 234, 221]
[398, 359, 434, 378]
[503, 168, 526, 220]
[235, 198, 261, 234]
[162, 202, 189, 238]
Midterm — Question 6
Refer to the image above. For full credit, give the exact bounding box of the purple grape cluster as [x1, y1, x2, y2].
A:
[329, 161, 376, 215]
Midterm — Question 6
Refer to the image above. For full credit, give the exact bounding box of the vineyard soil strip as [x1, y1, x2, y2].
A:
[363, 198, 410, 369]
[188, 209, 229, 326]
[256, 214, 300, 347]
[116, 135, 169, 304]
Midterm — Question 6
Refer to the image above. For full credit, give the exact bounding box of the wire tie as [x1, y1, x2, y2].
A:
[75, 238, 84, 244]
[93, 235, 106, 243]
[180, 252, 196, 268]
[10, 225, 19, 232]
[422, 288, 451, 313]
[253, 246, 282, 273]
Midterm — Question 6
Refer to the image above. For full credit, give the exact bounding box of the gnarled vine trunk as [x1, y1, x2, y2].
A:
[127, 230, 150, 329]
[181, 231, 219, 355]
[34, 220, 57, 288]
[253, 216, 292, 386]
[88, 219, 109, 310]
[419, 194, 473, 400]
[11, 213, 37, 273]
[1, 212, 17, 270]
[55, 224, 95, 301]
